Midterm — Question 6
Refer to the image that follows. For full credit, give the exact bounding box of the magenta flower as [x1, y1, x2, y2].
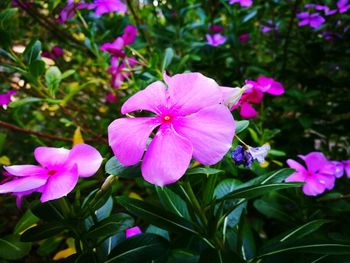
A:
[206, 34, 227, 46]
[106, 92, 117, 103]
[0, 90, 16, 109]
[209, 25, 224, 34]
[122, 25, 138, 45]
[42, 45, 64, 60]
[246, 76, 285, 96]
[337, 0, 350, 13]
[57, 0, 87, 24]
[125, 226, 142, 238]
[297, 12, 325, 28]
[239, 33, 250, 44]
[229, 0, 253, 7]
[0, 144, 102, 202]
[108, 72, 235, 186]
[260, 20, 278, 33]
[285, 152, 336, 196]
[343, 160, 350, 177]
[87, 0, 127, 15]
[107, 57, 137, 88]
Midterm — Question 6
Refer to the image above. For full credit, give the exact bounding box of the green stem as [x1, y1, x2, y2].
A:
[58, 197, 71, 218]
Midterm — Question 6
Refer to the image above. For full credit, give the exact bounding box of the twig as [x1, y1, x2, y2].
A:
[0, 120, 100, 142]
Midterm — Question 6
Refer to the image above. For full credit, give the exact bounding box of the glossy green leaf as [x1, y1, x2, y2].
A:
[86, 213, 134, 242]
[0, 8, 17, 30]
[21, 222, 67, 242]
[156, 186, 190, 219]
[235, 120, 249, 134]
[14, 209, 39, 235]
[186, 167, 223, 176]
[253, 199, 291, 222]
[117, 197, 199, 235]
[161, 47, 174, 71]
[45, 66, 62, 96]
[23, 39, 41, 65]
[105, 156, 140, 178]
[9, 97, 42, 108]
[29, 59, 46, 78]
[0, 235, 31, 260]
[32, 200, 65, 221]
[106, 233, 169, 263]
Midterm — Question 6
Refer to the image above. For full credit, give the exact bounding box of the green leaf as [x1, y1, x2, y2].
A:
[161, 47, 174, 71]
[32, 200, 65, 221]
[21, 222, 67, 242]
[86, 213, 134, 242]
[105, 156, 140, 178]
[0, 235, 31, 260]
[242, 9, 257, 23]
[82, 188, 112, 218]
[14, 209, 39, 235]
[258, 242, 350, 258]
[167, 249, 199, 263]
[253, 199, 291, 222]
[9, 97, 42, 108]
[117, 197, 199, 235]
[214, 182, 303, 204]
[156, 186, 190, 219]
[186, 167, 223, 176]
[237, 215, 256, 261]
[45, 66, 62, 96]
[29, 59, 46, 78]
[214, 179, 242, 199]
[106, 234, 169, 263]
[235, 120, 249, 134]
[61, 69, 76, 79]
[0, 8, 17, 30]
[23, 39, 41, 65]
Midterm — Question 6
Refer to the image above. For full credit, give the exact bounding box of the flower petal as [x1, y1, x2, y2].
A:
[121, 81, 168, 115]
[0, 175, 48, 194]
[317, 173, 336, 190]
[302, 177, 326, 196]
[173, 105, 234, 165]
[108, 117, 160, 166]
[34, 147, 70, 169]
[299, 152, 329, 173]
[165, 72, 223, 115]
[40, 165, 79, 202]
[286, 159, 307, 174]
[66, 144, 103, 177]
[285, 172, 306, 183]
[220, 86, 243, 109]
[240, 102, 257, 119]
[141, 125, 193, 186]
[3, 165, 47, 177]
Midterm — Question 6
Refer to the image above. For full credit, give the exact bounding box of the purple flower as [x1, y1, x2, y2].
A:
[209, 25, 224, 34]
[247, 144, 270, 164]
[122, 25, 138, 45]
[239, 33, 250, 44]
[87, 0, 127, 16]
[297, 12, 325, 28]
[108, 72, 235, 186]
[343, 160, 350, 177]
[206, 34, 227, 46]
[0, 90, 16, 109]
[125, 226, 142, 238]
[246, 76, 285, 96]
[57, 0, 87, 24]
[337, 0, 350, 13]
[231, 145, 253, 167]
[285, 152, 336, 196]
[41, 45, 64, 60]
[0, 144, 102, 202]
[106, 92, 117, 103]
[260, 20, 278, 33]
[229, 0, 253, 7]
[107, 56, 137, 88]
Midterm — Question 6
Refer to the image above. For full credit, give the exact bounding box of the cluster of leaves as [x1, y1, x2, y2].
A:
[0, 0, 349, 262]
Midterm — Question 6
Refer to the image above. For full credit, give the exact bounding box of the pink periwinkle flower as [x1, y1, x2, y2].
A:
[234, 76, 284, 119]
[107, 57, 138, 88]
[261, 20, 278, 33]
[229, 0, 253, 7]
[297, 12, 325, 28]
[108, 72, 235, 186]
[337, 0, 350, 13]
[0, 90, 16, 109]
[206, 34, 227, 46]
[87, 0, 127, 16]
[42, 45, 64, 60]
[100, 25, 137, 57]
[0, 144, 102, 203]
[239, 33, 250, 44]
[285, 152, 337, 196]
[125, 226, 142, 238]
[209, 25, 224, 34]
[106, 92, 117, 103]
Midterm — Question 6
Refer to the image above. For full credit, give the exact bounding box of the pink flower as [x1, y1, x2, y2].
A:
[42, 45, 64, 60]
[0, 144, 102, 203]
[343, 160, 350, 178]
[229, 0, 253, 7]
[125, 226, 142, 238]
[107, 57, 137, 88]
[239, 33, 250, 44]
[285, 152, 336, 196]
[0, 90, 16, 109]
[297, 12, 325, 28]
[233, 76, 284, 119]
[87, 0, 127, 15]
[261, 20, 278, 33]
[108, 72, 235, 186]
[246, 76, 285, 96]
[206, 34, 227, 46]
[106, 92, 117, 103]
[337, 0, 350, 13]
[57, 0, 87, 24]
[100, 25, 137, 57]
[209, 25, 224, 34]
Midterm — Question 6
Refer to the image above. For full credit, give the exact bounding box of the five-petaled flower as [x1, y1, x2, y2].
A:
[87, 0, 127, 15]
[0, 90, 16, 109]
[229, 0, 253, 7]
[297, 12, 325, 28]
[206, 33, 227, 46]
[0, 144, 102, 203]
[285, 152, 336, 196]
[108, 72, 235, 186]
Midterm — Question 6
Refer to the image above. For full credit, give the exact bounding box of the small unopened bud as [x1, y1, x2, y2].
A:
[101, 175, 118, 192]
